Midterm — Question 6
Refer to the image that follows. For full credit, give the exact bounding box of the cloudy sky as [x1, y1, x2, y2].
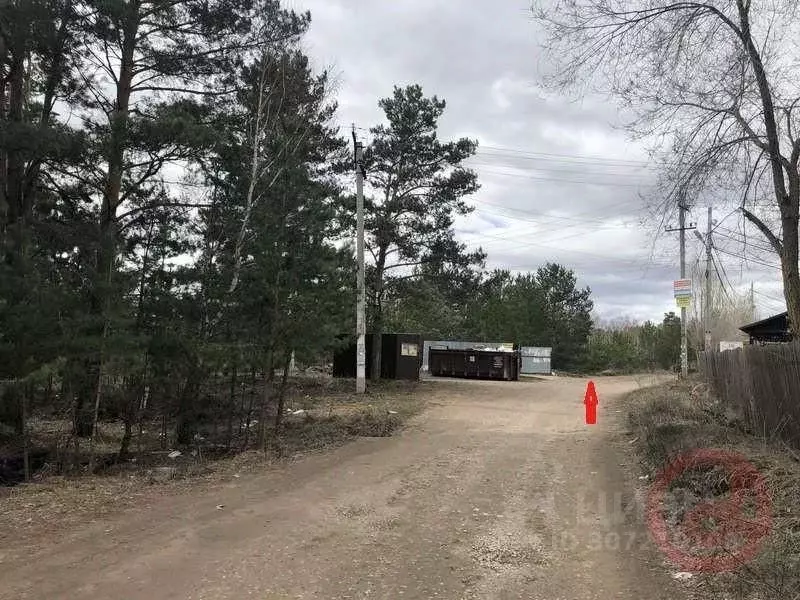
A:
[288, 0, 786, 323]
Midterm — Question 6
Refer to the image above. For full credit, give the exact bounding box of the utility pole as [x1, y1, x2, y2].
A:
[704, 206, 713, 351]
[353, 127, 366, 394]
[667, 198, 695, 377]
[679, 201, 689, 377]
[694, 206, 714, 352]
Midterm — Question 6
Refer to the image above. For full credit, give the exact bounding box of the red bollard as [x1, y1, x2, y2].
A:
[584, 380, 598, 425]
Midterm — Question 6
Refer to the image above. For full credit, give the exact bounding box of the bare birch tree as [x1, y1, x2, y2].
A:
[194, 12, 312, 338]
[533, 0, 800, 333]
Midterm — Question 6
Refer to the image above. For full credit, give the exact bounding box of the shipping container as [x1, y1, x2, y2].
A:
[420, 339, 513, 372]
[428, 347, 521, 381]
[333, 334, 422, 380]
[519, 347, 552, 375]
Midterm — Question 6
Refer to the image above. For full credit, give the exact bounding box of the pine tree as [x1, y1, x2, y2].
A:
[191, 41, 351, 441]
[356, 84, 484, 379]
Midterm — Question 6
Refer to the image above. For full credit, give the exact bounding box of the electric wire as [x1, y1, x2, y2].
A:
[477, 145, 654, 166]
[752, 288, 786, 303]
[713, 246, 780, 270]
[475, 167, 653, 188]
[710, 250, 736, 307]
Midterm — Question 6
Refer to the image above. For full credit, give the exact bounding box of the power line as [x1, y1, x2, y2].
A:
[472, 152, 657, 171]
[494, 260, 675, 274]
[465, 221, 633, 250]
[459, 198, 647, 249]
[350, 125, 663, 168]
[461, 218, 626, 249]
[717, 225, 776, 241]
[468, 197, 639, 226]
[752, 288, 786, 304]
[714, 226, 777, 252]
[706, 208, 744, 236]
[710, 249, 735, 307]
[468, 160, 654, 179]
[476, 167, 654, 188]
[457, 197, 676, 273]
[477, 145, 654, 166]
[751, 289, 786, 313]
[714, 232, 776, 256]
[713, 246, 780, 270]
[475, 229, 678, 268]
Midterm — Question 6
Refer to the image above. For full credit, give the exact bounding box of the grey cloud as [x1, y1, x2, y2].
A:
[293, 0, 785, 321]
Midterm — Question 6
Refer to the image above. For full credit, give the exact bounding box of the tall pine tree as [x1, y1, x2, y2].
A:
[357, 84, 484, 379]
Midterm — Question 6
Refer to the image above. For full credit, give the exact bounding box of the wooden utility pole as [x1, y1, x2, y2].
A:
[352, 127, 366, 394]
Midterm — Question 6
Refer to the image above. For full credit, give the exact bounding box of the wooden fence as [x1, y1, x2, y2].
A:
[700, 342, 800, 449]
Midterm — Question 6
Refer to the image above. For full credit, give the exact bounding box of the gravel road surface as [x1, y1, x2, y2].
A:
[1, 375, 688, 600]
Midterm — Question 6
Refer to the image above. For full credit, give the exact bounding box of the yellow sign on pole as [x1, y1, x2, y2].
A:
[676, 296, 691, 309]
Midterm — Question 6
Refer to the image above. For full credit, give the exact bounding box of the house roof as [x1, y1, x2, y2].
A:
[739, 311, 789, 335]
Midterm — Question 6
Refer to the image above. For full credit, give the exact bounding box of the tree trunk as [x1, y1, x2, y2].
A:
[161, 411, 168, 450]
[15, 1, 72, 216]
[242, 368, 256, 449]
[4, 49, 25, 234]
[371, 258, 387, 382]
[136, 371, 150, 456]
[87, 355, 105, 473]
[1, 383, 23, 436]
[119, 416, 133, 460]
[118, 374, 142, 459]
[273, 351, 292, 430]
[256, 350, 275, 450]
[82, 9, 140, 441]
[782, 213, 800, 335]
[176, 362, 202, 446]
[72, 434, 80, 474]
[371, 330, 382, 381]
[71, 359, 97, 438]
[226, 362, 237, 449]
[0, 35, 7, 220]
[736, 0, 800, 331]
[120, 383, 139, 460]
[21, 386, 29, 482]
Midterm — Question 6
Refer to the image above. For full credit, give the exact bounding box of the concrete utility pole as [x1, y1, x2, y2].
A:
[353, 127, 366, 394]
[694, 206, 714, 351]
[679, 201, 689, 377]
[704, 206, 713, 351]
[667, 198, 695, 377]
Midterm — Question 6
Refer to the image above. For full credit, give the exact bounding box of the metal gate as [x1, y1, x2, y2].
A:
[520, 347, 552, 375]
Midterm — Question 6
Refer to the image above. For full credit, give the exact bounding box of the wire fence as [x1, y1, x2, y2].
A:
[700, 342, 800, 450]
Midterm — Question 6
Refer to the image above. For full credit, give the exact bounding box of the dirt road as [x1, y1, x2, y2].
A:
[1, 375, 688, 600]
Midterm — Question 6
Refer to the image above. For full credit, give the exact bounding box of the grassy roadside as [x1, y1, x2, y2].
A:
[622, 379, 800, 599]
[0, 378, 426, 550]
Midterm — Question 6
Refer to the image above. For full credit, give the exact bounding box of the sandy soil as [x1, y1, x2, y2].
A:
[0, 374, 689, 600]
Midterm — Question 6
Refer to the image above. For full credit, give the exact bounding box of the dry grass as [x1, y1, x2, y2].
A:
[623, 379, 800, 600]
[0, 378, 425, 550]
[266, 390, 423, 457]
